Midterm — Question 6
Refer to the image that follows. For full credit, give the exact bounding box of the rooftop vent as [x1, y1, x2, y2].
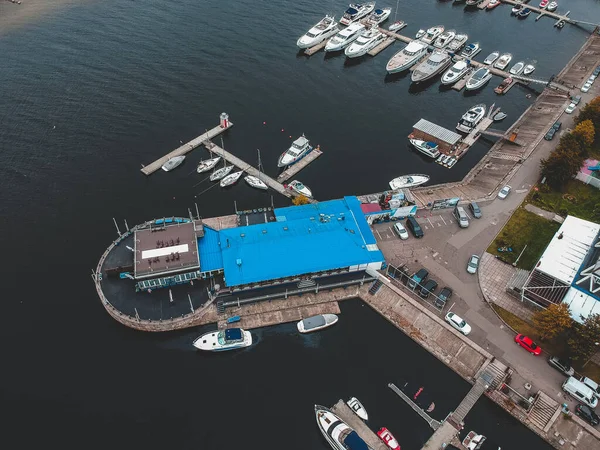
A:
[283, 227, 288, 231]
[240, 233, 245, 237]
[262, 229, 267, 234]
[236, 259, 242, 266]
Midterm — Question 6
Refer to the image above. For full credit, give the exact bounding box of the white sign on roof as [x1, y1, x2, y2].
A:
[141, 244, 189, 259]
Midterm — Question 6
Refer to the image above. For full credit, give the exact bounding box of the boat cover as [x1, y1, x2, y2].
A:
[374, 8, 383, 14]
[302, 315, 326, 330]
[346, 7, 358, 15]
[225, 328, 242, 340]
[343, 431, 369, 450]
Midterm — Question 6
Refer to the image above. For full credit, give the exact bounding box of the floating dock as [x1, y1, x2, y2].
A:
[501, 0, 574, 23]
[368, 37, 396, 56]
[276, 147, 323, 182]
[330, 400, 388, 450]
[451, 69, 474, 91]
[388, 383, 442, 430]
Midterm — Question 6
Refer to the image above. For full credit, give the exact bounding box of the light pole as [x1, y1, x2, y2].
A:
[583, 342, 600, 368]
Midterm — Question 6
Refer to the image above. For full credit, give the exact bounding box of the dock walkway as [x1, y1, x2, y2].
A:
[388, 383, 442, 430]
[276, 147, 323, 182]
[501, 0, 575, 24]
[330, 400, 388, 450]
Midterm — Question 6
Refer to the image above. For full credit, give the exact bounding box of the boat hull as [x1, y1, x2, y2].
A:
[161, 156, 185, 172]
[193, 329, 252, 352]
[347, 397, 369, 420]
[389, 174, 430, 190]
[409, 139, 440, 159]
[465, 74, 492, 91]
[210, 165, 234, 181]
[197, 157, 221, 173]
[297, 314, 338, 333]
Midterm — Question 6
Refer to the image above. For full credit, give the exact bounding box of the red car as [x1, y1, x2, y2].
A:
[377, 427, 401, 450]
[514, 334, 542, 355]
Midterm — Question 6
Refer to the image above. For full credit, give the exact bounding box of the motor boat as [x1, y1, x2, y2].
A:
[196, 156, 221, 173]
[297, 16, 339, 49]
[483, 51, 500, 65]
[340, 2, 376, 25]
[465, 0, 483, 5]
[433, 29, 456, 49]
[547, 1, 558, 11]
[523, 63, 535, 75]
[447, 33, 468, 52]
[411, 50, 452, 83]
[555, 20, 565, 28]
[415, 29, 426, 39]
[511, 4, 523, 14]
[494, 52, 512, 70]
[288, 180, 313, 198]
[278, 134, 313, 167]
[366, 7, 392, 25]
[409, 139, 441, 159]
[420, 25, 444, 45]
[509, 61, 525, 75]
[219, 170, 243, 187]
[494, 76, 513, 94]
[347, 397, 369, 420]
[209, 164, 234, 181]
[441, 60, 469, 85]
[386, 40, 428, 73]
[456, 104, 487, 133]
[244, 175, 268, 190]
[161, 155, 185, 172]
[494, 111, 507, 121]
[539, 0, 549, 8]
[345, 27, 385, 58]
[377, 427, 401, 450]
[325, 22, 366, 52]
[315, 405, 370, 450]
[487, 0, 501, 9]
[462, 431, 486, 450]
[388, 20, 406, 32]
[193, 328, 252, 351]
[465, 67, 492, 90]
[461, 42, 480, 59]
[297, 314, 338, 333]
[518, 7, 532, 18]
[389, 174, 430, 190]
[453, 0, 466, 3]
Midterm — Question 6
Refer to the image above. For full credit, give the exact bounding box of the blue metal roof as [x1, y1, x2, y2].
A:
[198, 226, 224, 273]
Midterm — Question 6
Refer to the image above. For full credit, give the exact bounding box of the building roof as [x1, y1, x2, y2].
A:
[563, 287, 600, 324]
[413, 119, 462, 145]
[536, 215, 600, 285]
[198, 226, 224, 273]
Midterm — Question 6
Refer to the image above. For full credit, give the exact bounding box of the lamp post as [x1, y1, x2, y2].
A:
[583, 342, 600, 368]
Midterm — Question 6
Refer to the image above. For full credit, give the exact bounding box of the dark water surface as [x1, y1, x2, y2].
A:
[2, 0, 598, 448]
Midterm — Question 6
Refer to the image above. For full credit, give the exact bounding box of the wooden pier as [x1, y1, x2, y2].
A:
[388, 383, 442, 430]
[141, 122, 232, 175]
[304, 40, 328, 56]
[330, 400, 388, 450]
[451, 68, 474, 91]
[368, 37, 396, 56]
[276, 147, 323, 182]
[501, 0, 574, 24]
[478, 0, 492, 9]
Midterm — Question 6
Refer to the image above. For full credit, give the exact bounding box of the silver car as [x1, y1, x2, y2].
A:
[497, 185, 511, 199]
[467, 255, 480, 274]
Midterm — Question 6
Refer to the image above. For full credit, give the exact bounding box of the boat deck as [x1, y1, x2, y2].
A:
[276, 147, 323, 182]
[478, 0, 492, 9]
[368, 37, 396, 56]
[330, 400, 388, 450]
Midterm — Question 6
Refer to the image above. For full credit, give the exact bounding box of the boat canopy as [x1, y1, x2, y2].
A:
[293, 136, 309, 148]
[374, 8, 383, 14]
[343, 431, 370, 450]
[345, 7, 359, 15]
[302, 315, 326, 330]
[413, 119, 462, 145]
[224, 328, 242, 340]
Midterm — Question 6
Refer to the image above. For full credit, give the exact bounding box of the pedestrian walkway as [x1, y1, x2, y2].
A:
[524, 203, 565, 223]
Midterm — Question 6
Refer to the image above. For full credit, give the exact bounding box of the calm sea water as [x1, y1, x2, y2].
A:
[1, 0, 597, 448]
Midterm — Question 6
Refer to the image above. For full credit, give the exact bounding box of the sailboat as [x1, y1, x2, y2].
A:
[388, 0, 406, 31]
[197, 156, 221, 173]
[245, 149, 268, 190]
[210, 138, 234, 181]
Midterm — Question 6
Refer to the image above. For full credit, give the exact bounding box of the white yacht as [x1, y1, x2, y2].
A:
[297, 16, 339, 49]
[465, 67, 492, 90]
[278, 134, 313, 167]
[441, 60, 469, 85]
[385, 40, 428, 73]
[315, 405, 372, 450]
[325, 23, 366, 52]
[345, 27, 385, 58]
[409, 139, 441, 159]
[415, 29, 426, 39]
[193, 328, 252, 352]
[433, 29, 456, 49]
[161, 155, 185, 172]
[411, 50, 452, 83]
[420, 25, 444, 45]
[509, 61, 525, 75]
[196, 156, 221, 173]
[210, 165, 234, 181]
[494, 52, 512, 70]
[347, 397, 369, 421]
[456, 104, 487, 133]
[297, 314, 338, 333]
[447, 33, 468, 52]
[461, 42, 480, 59]
[244, 175, 268, 190]
[483, 51, 499, 65]
[288, 180, 313, 198]
[389, 174, 430, 190]
[340, 2, 376, 25]
[523, 64, 535, 75]
[220, 170, 243, 187]
[366, 7, 392, 25]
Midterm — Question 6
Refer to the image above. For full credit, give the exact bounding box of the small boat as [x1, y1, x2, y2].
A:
[389, 174, 430, 190]
[494, 111, 507, 121]
[494, 76, 513, 94]
[226, 315, 241, 324]
[518, 7, 531, 18]
[494, 52, 512, 70]
[220, 170, 243, 187]
[453, 0, 467, 3]
[511, 4, 523, 14]
[411, 50, 452, 83]
[483, 51, 500, 65]
[539, 0, 549, 8]
[415, 29, 426, 39]
[487, 0, 501, 9]
[523, 64, 535, 75]
[420, 25, 444, 45]
[209, 164, 234, 181]
[388, 20, 406, 32]
[465, 0, 484, 6]
[297, 314, 338, 333]
[244, 175, 268, 190]
[465, 67, 492, 90]
[340, 2, 376, 25]
[316, 405, 370, 450]
[456, 103, 487, 133]
[297, 16, 339, 49]
[193, 327, 252, 351]
[433, 29, 456, 49]
[447, 33, 468, 52]
[161, 155, 185, 172]
[366, 7, 392, 25]
[462, 431, 486, 450]
[377, 427, 401, 450]
[547, 1, 558, 12]
[386, 40, 428, 73]
[409, 139, 441, 159]
[288, 180, 313, 198]
[345, 27, 385, 58]
[509, 61, 525, 75]
[441, 60, 469, 85]
[347, 397, 369, 420]
[196, 156, 221, 173]
[461, 42, 480, 59]
[278, 134, 313, 167]
[555, 20, 565, 28]
[325, 22, 366, 52]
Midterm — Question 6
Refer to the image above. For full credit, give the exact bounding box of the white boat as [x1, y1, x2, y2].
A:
[325, 23, 366, 52]
[244, 175, 268, 190]
[447, 33, 468, 52]
[462, 431, 486, 450]
[420, 25, 444, 45]
[385, 40, 428, 73]
[316, 405, 370, 450]
[209, 164, 234, 181]
[483, 51, 499, 65]
[340, 2, 376, 25]
[465, 67, 492, 90]
[494, 52, 512, 70]
[409, 139, 440, 159]
[278, 134, 313, 167]
[297, 314, 338, 333]
[196, 156, 221, 173]
[347, 397, 369, 421]
[461, 42, 480, 59]
[161, 155, 185, 172]
[523, 64, 535, 75]
[415, 29, 426, 39]
[388, 20, 406, 32]
[389, 174, 430, 190]
[193, 327, 252, 352]
[441, 60, 469, 85]
[220, 170, 243, 187]
[511, 4, 523, 14]
[547, 1, 558, 12]
[494, 111, 507, 121]
[288, 180, 313, 198]
[367, 7, 392, 25]
[456, 104, 487, 133]
[509, 61, 525, 75]
[411, 50, 452, 83]
[297, 16, 339, 49]
[433, 29, 456, 49]
[345, 27, 385, 58]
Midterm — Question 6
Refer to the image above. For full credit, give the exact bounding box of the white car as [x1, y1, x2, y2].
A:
[467, 255, 480, 274]
[565, 102, 577, 114]
[588, 75, 597, 83]
[497, 185, 511, 199]
[445, 312, 472, 335]
[582, 82, 592, 93]
[393, 222, 409, 240]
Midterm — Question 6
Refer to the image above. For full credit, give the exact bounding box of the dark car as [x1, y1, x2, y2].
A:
[548, 356, 575, 376]
[406, 216, 424, 238]
[594, 66, 600, 77]
[576, 404, 600, 426]
[469, 202, 482, 219]
[552, 121, 562, 131]
[544, 127, 557, 141]
[435, 287, 453, 307]
[407, 268, 428, 289]
[572, 95, 582, 105]
[419, 279, 438, 299]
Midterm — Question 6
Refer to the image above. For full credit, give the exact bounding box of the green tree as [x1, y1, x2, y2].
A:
[576, 97, 600, 140]
[533, 303, 573, 341]
[540, 148, 584, 190]
[559, 132, 586, 158]
[568, 313, 600, 364]
[571, 119, 595, 152]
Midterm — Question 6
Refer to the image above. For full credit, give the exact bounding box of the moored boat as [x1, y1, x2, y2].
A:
[420, 25, 444, 45]
[461, 42, 480, 59]
[539, 0, 549, 8]
[523, 63, 535, 75]
[483, 50, 500, 65]
[297, 16, 339, 49]
[509, 60, 525, 75]
[409, 139, 441, 159]
[325, 22, 366, 52]
[494, 111, 507, 121]
[388, 20, 406, 32]
[415, 28, 426, 39]
[518, 7, 531, 18]
[462, 431, 486, 450]
[347, 397, 369, 421]
[456, 103, 487, 133]
[465, 67, 492, 90]
[447, 33, 468, 52]
[494, 76, 513, 94]
[297, 313, 338, 333]
[161, 155, 185, 172]
[377, 427, 401, 450]
[244, 175, 268, 190]
[389, 174, 430, 190]
[193, 327, 252, 351]
[366, 7, 392, 25]
[278, 134, 313, 167]
[465, 0, 483, 6]
[345, 27, 385, 58]
[288, 180, 313, 198]
[315, 405, 370, 450]
[433, 29, 456, 49]
[386, 40, 428, 73]
[487, 0, 501, 9]
[219, 170, 243, 187]
[209, 164, 234, 181]
[411, 50, 452, 83]
[547, 1, 558, 11]
[196, 156, 221, 173]
[511, 4, 523, 14]
[441, 60, 469, 85]
[340, 2, 376, 25]
[494, 52, 512, 70]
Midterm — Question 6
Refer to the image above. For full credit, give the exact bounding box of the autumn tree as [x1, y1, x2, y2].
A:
[571, 119, 596, 151]
[532, 303, 573, 341]
[568, 313, 600, 364]
[559, 131, 587, 158]
[292, 195, 309, 206]
[540, 148, 584, 189]
[576, 97, 600, 143]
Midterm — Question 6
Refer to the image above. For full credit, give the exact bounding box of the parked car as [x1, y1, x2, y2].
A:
[406, 216, 424, 238]
[547, 356, 575, 376]
[514, 334, 542, 355]
[575, 404, 600, 426]
[565, 102, 577, 114]
[393, 222, 409, 240]
[572, 95, 582, 105]
[467, 255, 480, 274]
[581, 376, 600, 397]
[594, 66, 600, 77]
[469, 202, 482, 219]
[582, 81, 592, 93]
[407, 268, 428, 289]
[544, 127, 557, 141]
[419, 279, 438, 299]
[497, 185, 512, 199]
[552, 121, 562, 131]
[445, 312, 472, 335]
[435, 286, 453, 307]
[589, 75, 597, 83]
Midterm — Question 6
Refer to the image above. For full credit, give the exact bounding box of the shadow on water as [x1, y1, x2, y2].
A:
[384, 70, 411, 84]
[408, 76, 441, 94]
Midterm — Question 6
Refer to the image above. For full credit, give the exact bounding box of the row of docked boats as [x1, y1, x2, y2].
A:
[482, 50, 535, 75]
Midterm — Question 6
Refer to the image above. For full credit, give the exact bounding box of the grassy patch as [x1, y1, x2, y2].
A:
[487, 208, 561, 270]
[527, 179, 600, 222]
[581, 362, 600, 381]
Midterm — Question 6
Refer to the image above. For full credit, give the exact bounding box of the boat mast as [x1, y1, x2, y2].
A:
[220, 137, 227, 168]
[393, 0, 399, 22]
[257, 149, 263, 180]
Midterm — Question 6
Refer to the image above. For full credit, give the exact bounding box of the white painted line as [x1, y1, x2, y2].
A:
[388, 226, 394, 235]
[376, 229, 383, 240]
[439, 216, 447, 225]
[437, 223, 442, 227]
[427, 217, 434, 228]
